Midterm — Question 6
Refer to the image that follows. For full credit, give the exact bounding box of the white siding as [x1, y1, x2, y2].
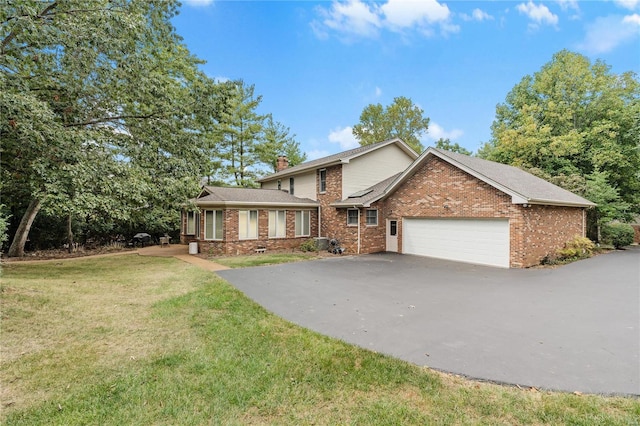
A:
[403, 218, 510, 268]
[342, 144, 414, 197]
[290, 170, 316, 200]
[261, 171, 316, 200]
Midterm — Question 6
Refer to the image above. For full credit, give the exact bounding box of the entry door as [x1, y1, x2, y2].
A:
[386, 219, 398, 252]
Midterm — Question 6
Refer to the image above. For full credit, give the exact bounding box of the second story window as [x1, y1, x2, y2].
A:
[319, 169, 326, 193]
[289, 177, 295, 195]
[277, 179, 281, 190]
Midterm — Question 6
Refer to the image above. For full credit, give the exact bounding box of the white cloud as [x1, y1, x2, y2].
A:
[623, 13, 640, 24]
[313, 0, 457, 40]
[461, 8, 494, 22]
[555, 0, 579, 11]
[614, 0, 640, 11]
[375, 86, 382, 97]
[182, 0, 214, 7]
[577, 14, 640, 54]
[381, 0, 450, 27]
[314, 0, 381, 39]
[426, 122, 464, 142]
[328, 126, 359, 150]
[516, 1, 559, 28]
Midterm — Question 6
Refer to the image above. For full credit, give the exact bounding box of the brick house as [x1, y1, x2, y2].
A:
[182, 138, 595, 267]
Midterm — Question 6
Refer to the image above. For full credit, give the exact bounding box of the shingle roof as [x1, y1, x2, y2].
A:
[332, 148, 595, 208]
[428, 149, 595, 207]
[196, 186, 318, 206]
[331, 173, 402, 207]
[256, 138, 418, 182]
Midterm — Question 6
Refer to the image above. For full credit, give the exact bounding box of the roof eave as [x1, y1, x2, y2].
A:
[523, 199, 596, 208]
[196, 201, 319, 208]
[257, 160, 342, 182]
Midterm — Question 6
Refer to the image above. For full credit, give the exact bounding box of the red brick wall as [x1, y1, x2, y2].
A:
[195, 208, 318, 256]
[339, 156, 585, 268]
[317, 165, 343, 240]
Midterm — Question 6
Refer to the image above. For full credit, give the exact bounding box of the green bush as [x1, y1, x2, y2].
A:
[299, 238, 318, 252]
[556, 236, 596, 260]
[601, 222, 634, 249]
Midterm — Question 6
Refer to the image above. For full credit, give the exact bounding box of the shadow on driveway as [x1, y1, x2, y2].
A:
[218, 247, 640, 395]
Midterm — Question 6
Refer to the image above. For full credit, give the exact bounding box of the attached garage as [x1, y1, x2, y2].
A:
[403, 218, 510, 268]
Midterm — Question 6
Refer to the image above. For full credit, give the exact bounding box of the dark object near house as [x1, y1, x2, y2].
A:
[131, 233, 152, 247]
[328, 239, 345, 255]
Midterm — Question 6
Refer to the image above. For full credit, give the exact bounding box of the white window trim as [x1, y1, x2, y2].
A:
[268, 210, 287, 239]
[239, 210, 259, 240]
[347, 209, 359, 227]
[295, 210, 310, 237]
[365, 209, 378, 227]
[204, 210, 223, 241]
[319, 168, 327, 194]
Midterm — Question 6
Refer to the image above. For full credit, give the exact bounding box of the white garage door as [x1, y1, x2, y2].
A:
[403, 218, 510, 268]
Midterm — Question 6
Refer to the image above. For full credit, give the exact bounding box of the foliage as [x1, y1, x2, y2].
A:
[299, 238, 319, 252]
[556, 236, 596, 261]
[434, 138, 472, 155]
[2, 256, 639, 424]
[601, 222, 634, 249]
[352, 96, 429, 153]
[479, 50, 640, 236]
[1, 0, 214, 255]
[258, 115, 307, 172]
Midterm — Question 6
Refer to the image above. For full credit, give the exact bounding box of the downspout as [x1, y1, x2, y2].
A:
[357, 207, 361, 254]
[318, 205, 322, 238]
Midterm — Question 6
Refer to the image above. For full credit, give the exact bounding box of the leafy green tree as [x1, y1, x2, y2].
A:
[352, 96, 429, 153]
[258, 115, 307, 172]
[479, 50, 640, 237]
[1, 0, 208, 256]
[434, 138, 472, 155]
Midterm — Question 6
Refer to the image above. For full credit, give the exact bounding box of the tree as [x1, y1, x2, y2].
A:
[479, 50, 640, 237]
[212, 81, 267, 187]
[258, 115, 306, 173]
[352, 96, 429, 153]
[434, 138, 472, 155]
[2, 0, 209, 256]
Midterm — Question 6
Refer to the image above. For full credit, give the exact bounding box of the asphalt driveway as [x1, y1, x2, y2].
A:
[218, 247, 640, 395]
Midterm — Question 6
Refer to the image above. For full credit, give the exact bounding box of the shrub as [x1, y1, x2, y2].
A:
[556, 236, 596, 260]
[601, 222, 634, 249]
[299, 238, 318, 252]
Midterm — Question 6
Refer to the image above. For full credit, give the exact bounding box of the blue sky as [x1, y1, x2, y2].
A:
[172, 0, 640, 159]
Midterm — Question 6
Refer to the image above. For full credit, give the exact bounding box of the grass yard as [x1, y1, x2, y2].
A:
[1, 256, 638, 425]
[211, 252, 319, 268]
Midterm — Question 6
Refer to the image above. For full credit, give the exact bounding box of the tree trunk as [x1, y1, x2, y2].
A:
[67, 213, 74, 253]
[7, 198, 41, 257]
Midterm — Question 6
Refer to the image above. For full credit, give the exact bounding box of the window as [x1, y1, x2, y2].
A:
[186, 211, 198, 235]
[347, 209, 359, 226]
[389, 220, 397, 236]
[239, 210, 258, 240]
[365, 209, 378, 226]
[268, 210, 286, 238]
[319, 169, 327, 193]
[204, 210, 223, 240]
[289, 177, 295, 195]
[277, 179, 281, 190]
[295, 210, 310, 237]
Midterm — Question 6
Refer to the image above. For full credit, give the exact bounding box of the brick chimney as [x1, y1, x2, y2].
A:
[276, 155, 289, 171]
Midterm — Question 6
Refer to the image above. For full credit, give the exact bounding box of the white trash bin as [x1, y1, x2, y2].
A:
[188, 242, 198, 255]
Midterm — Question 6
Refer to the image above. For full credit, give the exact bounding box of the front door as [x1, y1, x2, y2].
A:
[386, 219, 398, 252]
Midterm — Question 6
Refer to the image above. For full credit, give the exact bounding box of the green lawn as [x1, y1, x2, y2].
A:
[1, 256, 638, 425]
[211, 252, 319, 268]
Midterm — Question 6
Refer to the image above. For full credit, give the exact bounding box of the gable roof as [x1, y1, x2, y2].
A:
[333, 147, 595, 208]
[195, 186, 318, 208]
[256, 138, 418, 182]
[331, 173, 401, 208]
